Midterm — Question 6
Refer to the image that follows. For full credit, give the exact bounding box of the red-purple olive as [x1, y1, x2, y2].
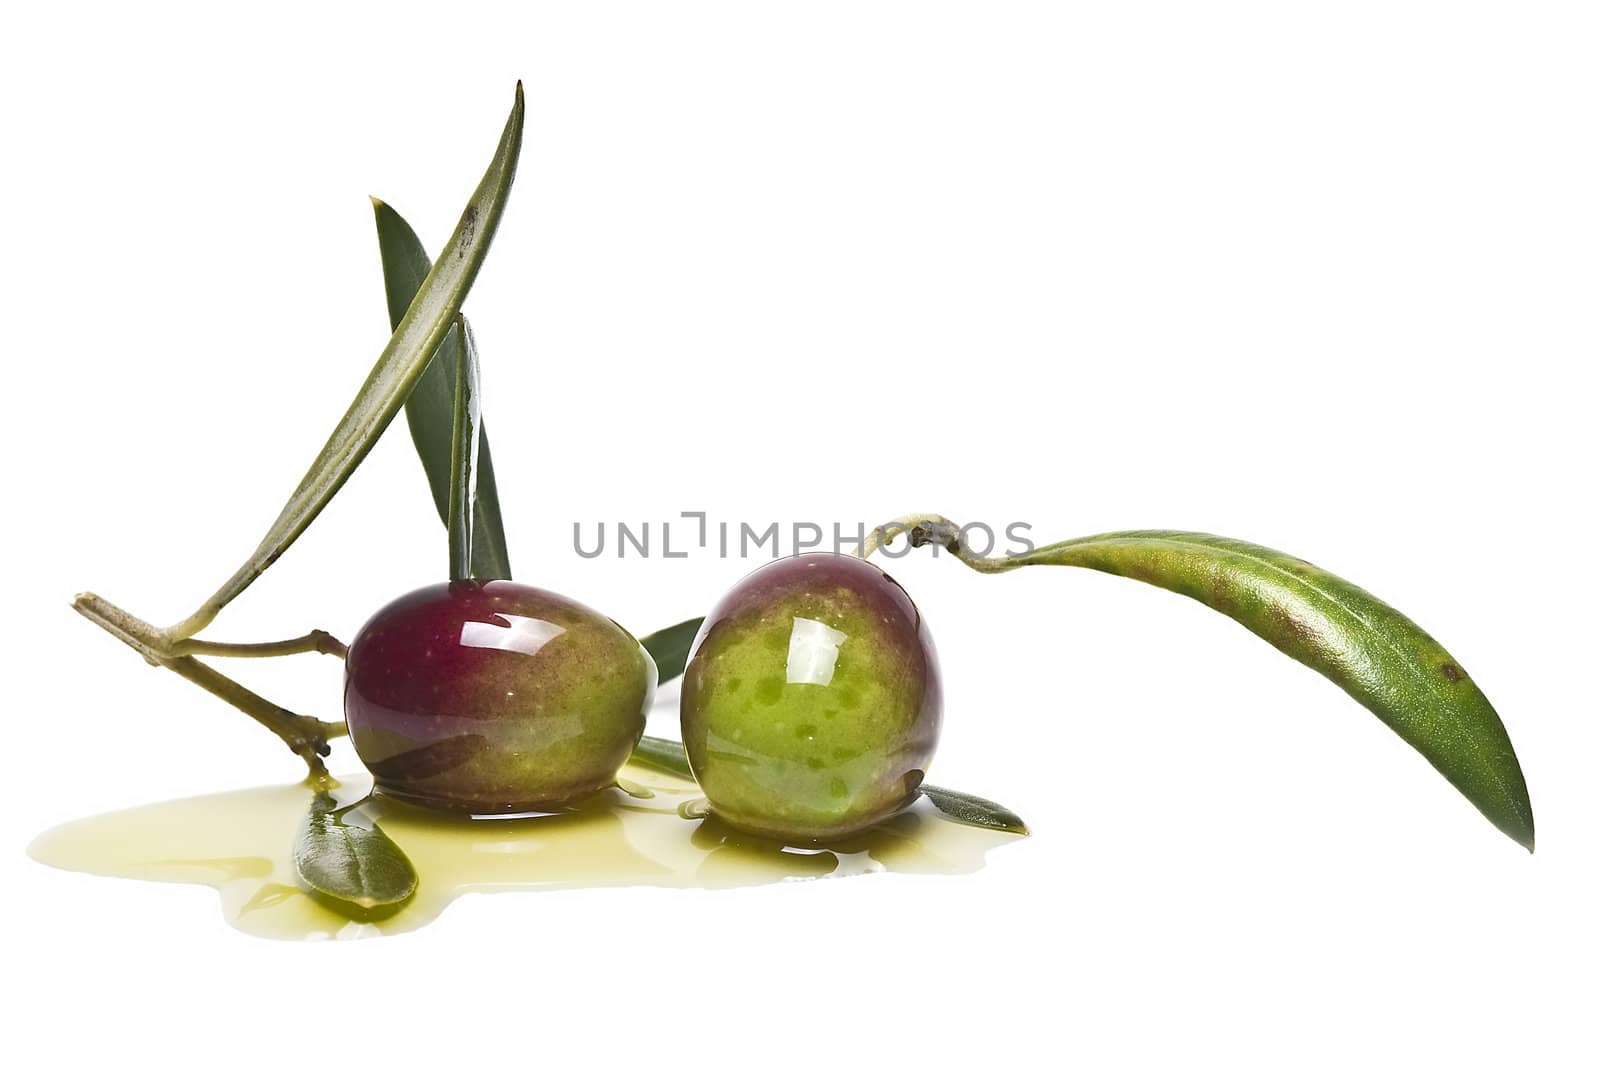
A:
[680, 553, 941, 841]
[344, 581, 655, 813]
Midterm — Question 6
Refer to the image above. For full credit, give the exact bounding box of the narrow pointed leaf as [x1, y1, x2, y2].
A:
[965, 531, 1534, 849]
[639, 617, 704, 683]
[446, 315, 481, 580]
[293, 793, 418, 920]
[173, 84, 524, 637]
[921, 785, 1029, 835]
[373, 199, 512, 580]
[631, 734, 695, 780]
[471, 424, 512, 579]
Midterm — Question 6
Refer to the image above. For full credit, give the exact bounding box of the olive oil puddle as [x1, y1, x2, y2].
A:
[29, 763, 1020, 941]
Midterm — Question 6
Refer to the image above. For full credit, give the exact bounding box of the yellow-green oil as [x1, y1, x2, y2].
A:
[30, 762, 1021, 940]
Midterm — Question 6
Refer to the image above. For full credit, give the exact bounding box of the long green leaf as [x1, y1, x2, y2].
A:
[965, 531, 1534, 849]
[292, 793, 418, 920]
[170, 84, 524, 638]
[446, 315, 481, 580]
[921, 785, 1029, 835]
[373, 199, 512, 580]
[639, 617, 704, 683]
[632, 734, 695, 780]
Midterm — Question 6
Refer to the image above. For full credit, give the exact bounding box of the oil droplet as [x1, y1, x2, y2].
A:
[29, 762, 1022, 941]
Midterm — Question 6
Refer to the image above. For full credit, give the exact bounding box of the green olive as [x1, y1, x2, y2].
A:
[680, 553, 941, 842]
[344, 580, 655, 813]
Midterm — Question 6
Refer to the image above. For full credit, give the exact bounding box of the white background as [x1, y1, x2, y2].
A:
[4, 2, 1596, 1067]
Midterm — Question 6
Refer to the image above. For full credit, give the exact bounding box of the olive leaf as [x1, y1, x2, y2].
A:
[961, 530, 1535, 850]
[372, 199, 512, 580]
[638, 617, 704, 683]
[292, 793, 418, 921]
[446, 315, 481, 581]
[167, 84, 525, 639]
[631, 734, 695, 780]
[920, 786, 1029, 835]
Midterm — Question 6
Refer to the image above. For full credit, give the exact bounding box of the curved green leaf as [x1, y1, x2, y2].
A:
[970, 531, 1534, 849]
[445, 316, 481, 580]
[639, 617, 704, 683]
[170, 84, 524, 638]
[631, 734, 695, 780]
[921, 785, 1029, 835]
[372, 200, 512, 580]
[293, 793, 417, 920]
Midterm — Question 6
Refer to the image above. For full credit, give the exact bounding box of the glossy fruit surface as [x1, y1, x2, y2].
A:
[345, 580, 654, 813]
[680, 553, 941, 841]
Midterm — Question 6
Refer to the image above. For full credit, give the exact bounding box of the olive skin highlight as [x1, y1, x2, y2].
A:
[680, 553, 941, 842]
[344, 581, 655, 813]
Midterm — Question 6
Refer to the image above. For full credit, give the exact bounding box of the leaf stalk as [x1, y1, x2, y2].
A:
[72, 592, 347, 785]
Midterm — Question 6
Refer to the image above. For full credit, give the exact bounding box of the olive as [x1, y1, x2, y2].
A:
[680, 553, 941, 841]
[344, 580, 655, 813]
